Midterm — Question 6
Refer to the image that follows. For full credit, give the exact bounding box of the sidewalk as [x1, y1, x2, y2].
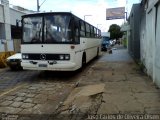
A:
[79, 45, 160, 115]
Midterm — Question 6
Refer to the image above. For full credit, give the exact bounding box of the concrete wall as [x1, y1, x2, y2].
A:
[140, 1, 146, 66]
[0, 4, 25, 25]
[0, 1, 31, 52]
[7, 40, 14, 51]
[154, 2, 160, 87]
[145, 5, 156, 78]
[0, 42, 5, 51]
[128, 4, 141, 60]
[10, 8, 25, 26]
[13, 39, 21, 52]
[0, 23, 5, 39]
[0, 0, 12, 52]
[140, 0, 160, 88]
[0, 4, 4, 23]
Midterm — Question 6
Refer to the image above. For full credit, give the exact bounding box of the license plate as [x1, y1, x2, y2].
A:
[39, 64, 47, 67]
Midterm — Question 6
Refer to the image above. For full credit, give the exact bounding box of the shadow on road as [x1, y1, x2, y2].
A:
[35, 56, 103, 83]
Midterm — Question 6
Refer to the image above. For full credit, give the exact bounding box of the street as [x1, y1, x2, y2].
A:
[0, 45, 160, 120]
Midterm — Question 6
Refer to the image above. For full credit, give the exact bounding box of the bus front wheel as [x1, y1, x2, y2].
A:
[78, 53, 86, 72]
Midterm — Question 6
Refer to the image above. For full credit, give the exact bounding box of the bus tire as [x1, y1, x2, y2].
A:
[78, 53, 86, 72]
[96, 47, 99, 58]
[82, 53, 86, 68]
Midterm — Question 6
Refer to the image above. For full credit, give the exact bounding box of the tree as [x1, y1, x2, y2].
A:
[108, 24, 123, 40]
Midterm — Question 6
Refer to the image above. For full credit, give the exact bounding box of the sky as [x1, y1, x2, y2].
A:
[9, 0, 140, 32]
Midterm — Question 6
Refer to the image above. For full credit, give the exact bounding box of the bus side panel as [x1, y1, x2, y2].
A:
[80, 38, 101, 63]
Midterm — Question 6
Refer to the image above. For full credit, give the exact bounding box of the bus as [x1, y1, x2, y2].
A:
[21, 12, 101, 71]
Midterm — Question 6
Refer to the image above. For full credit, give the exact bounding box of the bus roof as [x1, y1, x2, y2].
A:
[22, 12, 101, 31]
[22, 12, 72, 17]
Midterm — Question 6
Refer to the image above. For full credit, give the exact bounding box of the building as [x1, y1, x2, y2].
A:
[128, 0, 160, 88]
[127, 3, 141, 61]
[0, 0, 34, 52]
[139, 0, 160, 87]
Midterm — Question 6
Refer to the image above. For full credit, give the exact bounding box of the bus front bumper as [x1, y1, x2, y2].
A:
[21, 61, 78, 71]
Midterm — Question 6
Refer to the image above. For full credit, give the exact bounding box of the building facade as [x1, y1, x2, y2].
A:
[129, 0, 160, 87]
[0, 0, 34, 52]
[128, 4, 141, 60]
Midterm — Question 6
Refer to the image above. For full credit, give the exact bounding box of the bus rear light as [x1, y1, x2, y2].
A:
[70, 45, 75, 49]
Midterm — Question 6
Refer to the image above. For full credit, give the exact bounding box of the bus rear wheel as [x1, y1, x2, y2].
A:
[96, 47, 99, 58]
[79, 53, 86, 71]
[82, 53, 86, 68]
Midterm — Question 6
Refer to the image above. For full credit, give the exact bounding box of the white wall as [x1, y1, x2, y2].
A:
[10, 8, 25, 26]
[140, 23, 146, 66]
[0, 42, 4, 52]
[140, 0, 160, 88]
[145, 7, 156, 78]
[0, 3, 26, 52]
[0, 4, 4, 23]
[154, 3, 160, 87]
[7, 40, 14, 51]
[148, 0, 157, 6]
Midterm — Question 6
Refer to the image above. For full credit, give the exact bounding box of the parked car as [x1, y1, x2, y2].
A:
[6, 53, 22, 70]
[101, 40, 110, 51]
[101, 37, 111, 51]
[109, 39, 116, 46]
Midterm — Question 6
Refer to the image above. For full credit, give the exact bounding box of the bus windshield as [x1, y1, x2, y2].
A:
[23, 17, 42, 43]
[22, 15, 72, 44]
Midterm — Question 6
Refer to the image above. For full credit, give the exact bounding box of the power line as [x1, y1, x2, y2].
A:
[40, 0, 47, 8]
[37, 0, 48, 12]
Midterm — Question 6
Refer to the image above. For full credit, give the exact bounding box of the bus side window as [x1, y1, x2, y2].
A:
[80, 21, 85, 37]
[73, 18, 80, 44]
[86, 23, 91, 37]
[91, 26, 94, 38]
[94, 27, 97, 37]
[98, 30, 101, 38]
[75, 27, 79, 44]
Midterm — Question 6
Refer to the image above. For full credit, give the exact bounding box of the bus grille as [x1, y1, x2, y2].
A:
[22, 53, 70, 60]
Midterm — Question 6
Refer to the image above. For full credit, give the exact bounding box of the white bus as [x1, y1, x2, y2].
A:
[21, 12, 101, 71]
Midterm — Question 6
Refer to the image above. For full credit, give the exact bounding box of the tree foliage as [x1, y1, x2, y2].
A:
[108, 24, 123, 40]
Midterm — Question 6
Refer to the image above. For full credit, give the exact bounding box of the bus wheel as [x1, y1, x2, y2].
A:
[78, 53, 86, 72]
[82, 53, 86, 67]
[96, 47, 99, 58]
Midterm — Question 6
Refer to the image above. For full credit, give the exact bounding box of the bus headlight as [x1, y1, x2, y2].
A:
[59, 55, 64, 60]
[26, 55, 29, 59]
[59, 54, 70, 60]
[65, 55, 70, 60]
[22, 54, 29, 59]
[22, 55, 25, 59]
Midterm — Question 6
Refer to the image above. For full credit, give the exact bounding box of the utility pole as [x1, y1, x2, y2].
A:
[37, 0, 40, 12]
[125, 0, 128, 21]
[37, 0, 48, 12]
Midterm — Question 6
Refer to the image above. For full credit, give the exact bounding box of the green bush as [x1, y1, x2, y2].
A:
[122, 39, 127, 47]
